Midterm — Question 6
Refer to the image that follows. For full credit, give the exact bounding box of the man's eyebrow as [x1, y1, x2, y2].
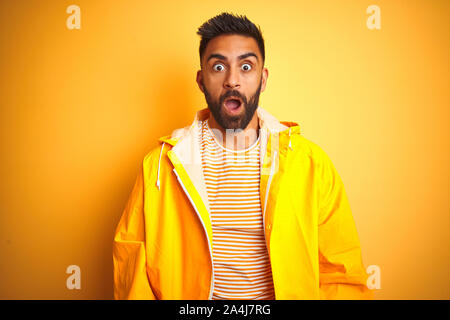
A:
[206, 52, 259, 63]
[238, 52, 258, 61]
[206, 53, 226, 63]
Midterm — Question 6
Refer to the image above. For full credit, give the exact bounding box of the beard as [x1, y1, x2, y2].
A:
[203, 80, 262, 131]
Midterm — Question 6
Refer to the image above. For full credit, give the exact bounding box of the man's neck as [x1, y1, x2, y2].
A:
[207, 112, 260, 151]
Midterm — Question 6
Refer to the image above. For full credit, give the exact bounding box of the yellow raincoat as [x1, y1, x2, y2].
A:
[113, 107, 373, 300]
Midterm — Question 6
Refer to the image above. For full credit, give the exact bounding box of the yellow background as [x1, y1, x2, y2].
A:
[0, 0, 448, 299]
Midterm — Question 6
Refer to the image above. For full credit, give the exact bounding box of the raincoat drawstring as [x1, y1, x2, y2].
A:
[156, 142, 165, 190]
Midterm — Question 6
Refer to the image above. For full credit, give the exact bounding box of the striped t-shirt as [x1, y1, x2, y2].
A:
[200, 119, 275, 300]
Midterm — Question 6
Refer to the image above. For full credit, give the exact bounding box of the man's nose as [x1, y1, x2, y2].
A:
[224, 68, 241, 89]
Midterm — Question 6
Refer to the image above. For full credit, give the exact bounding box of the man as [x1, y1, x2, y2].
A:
[113, 12, 373, 300]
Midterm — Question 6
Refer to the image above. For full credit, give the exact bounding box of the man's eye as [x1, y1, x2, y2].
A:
[213, 64, 225, 71]
[241, 63, 252, 71]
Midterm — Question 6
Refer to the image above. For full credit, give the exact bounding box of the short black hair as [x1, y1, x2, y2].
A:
[196, 12, 265, 68]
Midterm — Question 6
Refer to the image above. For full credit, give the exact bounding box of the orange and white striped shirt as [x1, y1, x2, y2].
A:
[200, 119, 275, 300]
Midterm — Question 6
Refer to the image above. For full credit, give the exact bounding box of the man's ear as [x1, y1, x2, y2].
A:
[196, 70, 204, 93]
[260, 67, 269, 93]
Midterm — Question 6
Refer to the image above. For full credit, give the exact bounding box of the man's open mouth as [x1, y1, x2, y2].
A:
[223, 96, 243, 114]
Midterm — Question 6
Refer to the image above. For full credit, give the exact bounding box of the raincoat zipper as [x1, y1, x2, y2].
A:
[172, 168, 215, 300]
[263, 150, 277, 231]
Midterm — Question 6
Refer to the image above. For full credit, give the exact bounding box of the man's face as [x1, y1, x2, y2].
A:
[196, 34, 268, 130]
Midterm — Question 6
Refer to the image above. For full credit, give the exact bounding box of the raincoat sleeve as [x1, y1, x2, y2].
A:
[317, 150, 373, 300]
[113, 163, 157, 300]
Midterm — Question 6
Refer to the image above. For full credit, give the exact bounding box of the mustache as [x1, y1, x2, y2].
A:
[220, 90, 247, 105]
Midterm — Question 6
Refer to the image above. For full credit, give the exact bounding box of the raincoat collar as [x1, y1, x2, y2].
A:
[159, 106, 299, 146]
